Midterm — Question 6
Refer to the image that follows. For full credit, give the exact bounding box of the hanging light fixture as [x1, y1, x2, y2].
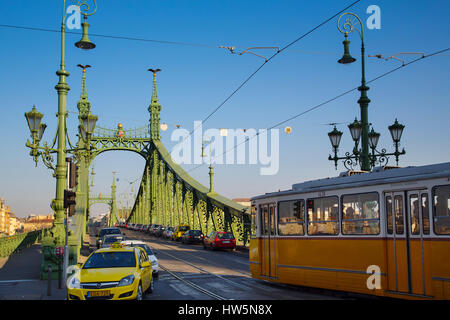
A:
[348, 118, 363, 142]
[368, 128, 380, 149]
[75, 16, 96, 50]
[388, 119, 405, 143]
[338, 33, 356, 64]
[328, 126, 343, 149]
[25, 105, 44, 134]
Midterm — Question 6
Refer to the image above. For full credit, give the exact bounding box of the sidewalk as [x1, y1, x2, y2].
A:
[0, 244, 67, 300]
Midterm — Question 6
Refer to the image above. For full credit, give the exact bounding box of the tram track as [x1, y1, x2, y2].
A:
[158, 263, 229, 300]
[122, 229, 343, 300]
[127, 231, 246, 299]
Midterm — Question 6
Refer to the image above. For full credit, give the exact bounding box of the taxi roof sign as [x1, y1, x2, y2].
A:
[111, 242, 125, 248]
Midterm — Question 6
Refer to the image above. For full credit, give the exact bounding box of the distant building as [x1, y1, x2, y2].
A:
[232, 198, 251, 208]
[0, 198, 13, 236]
[22, 214, 54, 232]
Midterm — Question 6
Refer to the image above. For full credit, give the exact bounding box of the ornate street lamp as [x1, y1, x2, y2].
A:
[201, 136, 216, 194]
[24, 0, 98, 279]
[328, 12, 406, 171]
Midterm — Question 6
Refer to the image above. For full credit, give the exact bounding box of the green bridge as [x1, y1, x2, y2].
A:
[24, 68, 251, 279]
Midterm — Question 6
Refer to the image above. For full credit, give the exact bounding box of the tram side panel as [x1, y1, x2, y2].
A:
[274, 237, 387, 297]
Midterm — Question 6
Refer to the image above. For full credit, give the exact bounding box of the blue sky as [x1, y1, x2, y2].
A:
[1, 0, 449, 217]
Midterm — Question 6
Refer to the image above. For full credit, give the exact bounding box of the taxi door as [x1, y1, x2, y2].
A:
[138, 249, 151, 290]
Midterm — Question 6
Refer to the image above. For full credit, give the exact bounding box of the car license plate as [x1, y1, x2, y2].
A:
[88, 290, 110, 297]
[223, 241, 230, 244]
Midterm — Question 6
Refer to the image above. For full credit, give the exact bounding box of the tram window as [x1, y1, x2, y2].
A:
[260, 206, 267, 236]
[386, 196, 393, 234]
[409, 195, 420, 235]
[262, 206, 269, 236]
[432, 185, 450, 235]
[394, 195, 404, 235]
[251, 205, 257, 238]
[421, 194, 430, 235]
[269, 205, 276, 236]
[341, 192, 380, 235]
[307, 196, 339, 235]
[278, 200, 305, 236]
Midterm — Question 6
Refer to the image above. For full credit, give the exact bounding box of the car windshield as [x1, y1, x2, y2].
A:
[83, 252, 136, 269]
[168, 227, 174, 231]
[179, 226, 190, 232]
[191, 230, 202, 235]
[99, 229, 121, 237]
[131, 244, 154, 256]
[104, 236, 124, 244]
[217, 232, 234, 239]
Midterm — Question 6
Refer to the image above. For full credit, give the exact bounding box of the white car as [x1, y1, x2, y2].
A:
[121, 240, 159, 279]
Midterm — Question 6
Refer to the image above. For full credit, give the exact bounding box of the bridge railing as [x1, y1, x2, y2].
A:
[0, 229, 48, 258]
[126, 140, 252, 246]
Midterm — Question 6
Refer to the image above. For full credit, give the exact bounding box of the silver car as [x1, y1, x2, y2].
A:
[122, 240, 159, 279]
[101, 234, 126, 248]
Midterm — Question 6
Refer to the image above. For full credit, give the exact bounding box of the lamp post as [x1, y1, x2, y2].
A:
[24, 0, 97, 279]
[328, 12, 406, 171]
[201, 136, 215, 194]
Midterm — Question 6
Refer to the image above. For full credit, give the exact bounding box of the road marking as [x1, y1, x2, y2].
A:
[0, 279, 40, 283]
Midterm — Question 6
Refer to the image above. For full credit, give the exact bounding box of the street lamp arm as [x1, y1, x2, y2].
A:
[337, 12, 364, 41]
[77, 0, 98, 17]
[40, 150, 57, 172]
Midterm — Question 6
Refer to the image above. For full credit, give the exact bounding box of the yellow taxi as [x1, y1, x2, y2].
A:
[172, 224, 190, 241]
[67, 243, 153, 300]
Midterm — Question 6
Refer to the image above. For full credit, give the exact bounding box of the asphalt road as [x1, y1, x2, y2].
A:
[115, 228, 340, 300]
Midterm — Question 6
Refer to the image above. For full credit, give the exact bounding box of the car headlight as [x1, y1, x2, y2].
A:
[118, 275, 135, 287]
[68, 276, 81, 289]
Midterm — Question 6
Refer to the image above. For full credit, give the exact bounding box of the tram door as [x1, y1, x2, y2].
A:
[260, 204, 277, 278]
[406, 190, 431, 296]
[385, 191, 430, 296]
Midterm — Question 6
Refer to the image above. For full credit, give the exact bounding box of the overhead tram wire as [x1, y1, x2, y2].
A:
[187, 47, 450, 174]
[182, 0, 362, 144]
[0, 24, 220, 49]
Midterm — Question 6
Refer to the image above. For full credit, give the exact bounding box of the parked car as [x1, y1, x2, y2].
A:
[122, 240, 159, 279]
[154, 225, 166, 237]
[149, 224, 161, 236]
[203, 231, 236, 251]
[181, 230, 204, 244]
[163, 226, 174, 239]
[96, 227, 122, 249]
[172, 224, 190, 241]
[101, 234, 126, 248]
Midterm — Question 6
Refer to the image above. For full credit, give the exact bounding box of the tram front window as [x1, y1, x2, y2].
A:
[342, 192, 380, 235]
[433, 185, 450, 235]
[278, 200, 305, 235]
[307, 196, 339, 235]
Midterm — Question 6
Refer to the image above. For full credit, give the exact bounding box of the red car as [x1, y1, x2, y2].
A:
[203, 231, 236, 251]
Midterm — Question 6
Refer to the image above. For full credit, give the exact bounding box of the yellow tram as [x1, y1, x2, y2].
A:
[249, 162, 450, 299]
